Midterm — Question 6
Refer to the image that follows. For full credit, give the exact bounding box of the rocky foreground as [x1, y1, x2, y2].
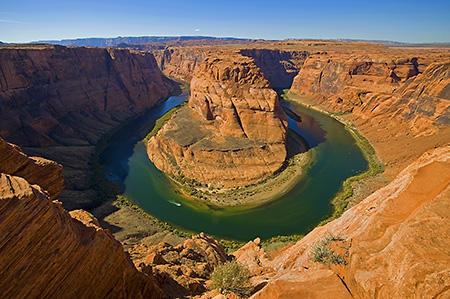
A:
[147, 53, 289, 188]
[0, 136, 165, 298]
[1, 135, 449, 298]
[234, 145, 450, 298]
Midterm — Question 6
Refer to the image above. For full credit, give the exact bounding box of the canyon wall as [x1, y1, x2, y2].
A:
[153, 47, 209, 82]
[234, 145, 450, 298]
[153, 47, 308, 88]
[147, 53, 288, 188]
[0, 44, 176, 147]
[239, 49, 308, 88]
[290, 52, 450, 137]
[0, 138, 165, 299]
[0, 44, 177, 210]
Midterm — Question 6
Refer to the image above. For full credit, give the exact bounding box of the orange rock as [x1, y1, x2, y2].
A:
[137, 233, 229, 298]
[0, 173, 165, 299]
[0, 136, 64, 199]
[290, 51, 450, 138]
[247, 146, 450, 298]
[153, 47, 308, 89]
[0, 45, 176, 147]
[148, 53, 288, 187]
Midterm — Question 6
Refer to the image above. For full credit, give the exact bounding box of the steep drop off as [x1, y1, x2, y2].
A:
[0, 139, 165, 299]
[0, 44, 176, 147]
[0, 136, 63, 199]
[290, 51, 450, 138]
[239, 48, 308, 88]
[153, 46, 308, 88]
[0, 44, 178, 210]
[148, 53, 288, 189]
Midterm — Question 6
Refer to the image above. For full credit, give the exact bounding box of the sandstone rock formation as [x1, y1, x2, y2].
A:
[132, 232, 228, 298]
[153, 47, 210, 82]
[147, 53, 288, 188]
[233, 145, 450, 298]
[239, 49, 308, 88]
[0, 136, 63, 199]
[289, 49, 450, 184]
[0, 139, 165, 298]
[290, 51, 450, 137]
[0, 44, 176, 147]
[153, 46, 308, 88]
[0, 44, 178, 210]
[2, 40, 450, 299]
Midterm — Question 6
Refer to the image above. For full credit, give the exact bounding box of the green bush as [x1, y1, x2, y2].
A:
[310, 234, 348, 268]
[210, 260, 251, 296]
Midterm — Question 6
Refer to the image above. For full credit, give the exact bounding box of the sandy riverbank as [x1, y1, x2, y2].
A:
[169, 148, 314, 208]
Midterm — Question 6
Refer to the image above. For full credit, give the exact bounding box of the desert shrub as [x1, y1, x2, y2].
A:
[210, 260, 250, 296]
[310, 234, 354, 296]
[310, 234, 348, 268]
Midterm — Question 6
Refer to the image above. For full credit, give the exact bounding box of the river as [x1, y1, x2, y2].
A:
[101, 93, 367, 241]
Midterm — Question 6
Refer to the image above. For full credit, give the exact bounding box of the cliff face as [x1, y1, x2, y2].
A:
[290, 52, 450, 137]
[0, 44, 176, 147]
[147, 53, 288, 188]
[0, 139, 165, 298]
[239, 49, 308, 88]
[153, 47, 209, 82]
[0, 44, 177, 210]
[153, 46, 309, 89]
[234, 145, 450, 298]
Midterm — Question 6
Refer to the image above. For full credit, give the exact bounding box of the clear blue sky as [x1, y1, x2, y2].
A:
[1, 0, 449, 43]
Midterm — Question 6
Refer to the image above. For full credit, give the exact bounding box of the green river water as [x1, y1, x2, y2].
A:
[101, 93, 368, 241]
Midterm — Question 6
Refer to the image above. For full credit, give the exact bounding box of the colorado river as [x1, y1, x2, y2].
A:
[101, 93, 368, 241]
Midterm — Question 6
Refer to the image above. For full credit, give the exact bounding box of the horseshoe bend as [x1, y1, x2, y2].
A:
[1, 36, 450, 299]
[146, 53, 314, 206]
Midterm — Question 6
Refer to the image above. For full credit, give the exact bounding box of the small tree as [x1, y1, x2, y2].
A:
[210, 260, 250, 296]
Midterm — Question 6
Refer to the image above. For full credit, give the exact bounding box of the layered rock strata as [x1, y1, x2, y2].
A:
[290, 52, 450, 137]
[0, 44, 176, 147]
[0, 136, 63, 199]
[153, 47, 209, 82]
[239, 49, 308, 88]
[0, 44, 177, 210]
[233, 145, 450, 298]
[153, 46, 308, 88]
[0, 140, 165, 298]
[147, 53, 288, 188]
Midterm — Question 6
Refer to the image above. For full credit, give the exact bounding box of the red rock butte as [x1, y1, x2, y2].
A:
[147, 53, 288, 187]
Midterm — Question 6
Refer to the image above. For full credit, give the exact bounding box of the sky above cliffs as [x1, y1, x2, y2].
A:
[1, 0, 449, 43]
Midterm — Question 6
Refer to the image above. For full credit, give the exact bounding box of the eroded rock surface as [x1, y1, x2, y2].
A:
[148, 53, 288, 187]
[290, 52, 450, 137]
[131, 233, 228, 298]
[0, 140, 165, 299]
[153, 46, 308, 88]
[235, 146, 450, 299]
[0, 44, 176, 147]
[0, 136, 63, 199]
[0, 44, 177, 210]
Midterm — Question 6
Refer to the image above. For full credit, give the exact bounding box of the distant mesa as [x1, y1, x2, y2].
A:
[31, 36, 258, 47]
